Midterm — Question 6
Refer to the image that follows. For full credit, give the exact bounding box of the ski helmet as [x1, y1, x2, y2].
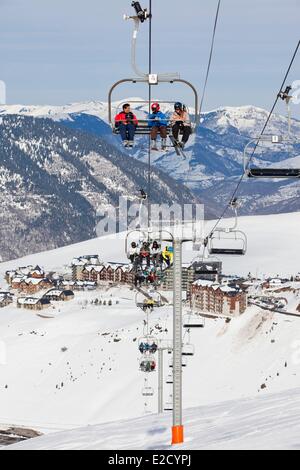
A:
[174, 102, 183, 111]
[151, 102, 160, 112]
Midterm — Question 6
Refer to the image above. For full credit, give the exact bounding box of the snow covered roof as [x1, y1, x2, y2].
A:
[72, 256, 100, 266]
[193, 279, 241, 294]
[220, 285, 239, 293]
[104, 263, 113, 270]
[11, 276, 26, 284]
[269, 279, 283, 284]
[18, 297, 41, 305]
[30, 268, 45, 276]
[0, 293, 12, 302]
[45, 289, 74, 297]
[84, 265, 105, 273]
[120, 265, 133, 273]
[72, 259, 87, 266]
[193, 280, 215, 288]
[24, 277, 46, 285]
[45, 289, 64, 297]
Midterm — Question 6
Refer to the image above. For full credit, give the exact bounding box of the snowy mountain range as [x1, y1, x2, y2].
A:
[0, 114, 197, 262]
[1, 100, 299, 218]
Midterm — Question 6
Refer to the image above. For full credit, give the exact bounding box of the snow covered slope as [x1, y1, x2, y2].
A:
[6, 386, 300, 450]
[0, 211, 299, 279]
[0, 211, 299, 443]
[1, 290, 300, 439]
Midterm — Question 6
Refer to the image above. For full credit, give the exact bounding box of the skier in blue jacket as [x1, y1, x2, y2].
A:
[148, 102, 168, 151]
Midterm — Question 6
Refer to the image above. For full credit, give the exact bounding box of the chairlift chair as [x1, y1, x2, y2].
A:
[112, 100, 195, 136]
[166, 373, 173, 384]
[208, 200, 247, 256]
[182, 343, 195, 357]
[142, 386, 154, 397]
[183, 313, 205, 329]
[138, 336, 158, 354]
[164, 402, 173, 412]
[208, 229, 247, 256]
[135, 291, 162, 311]
[191, 252, 222, 277]
[244, 135, 300, 179]
[140, 356, 156, 372]
[109, 88, 200, 137]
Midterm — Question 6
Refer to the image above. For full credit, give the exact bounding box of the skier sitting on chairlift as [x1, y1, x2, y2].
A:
[135, 268, 145, 287]
[115, 103, 139, 148]
[140, 360, 156, 372]
[143, 298, 155, 312]
[147, 269, 157, 285]
[170, 102, 192, 149]
[128, 241, 140, 265]
[148, 103, 168, 151]
[162, 246, 174, 268]
[150, 240, 162, 266]
[139, 241, 151, 267]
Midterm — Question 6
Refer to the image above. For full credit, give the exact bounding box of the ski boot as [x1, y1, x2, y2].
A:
[151, 140, 158, 151]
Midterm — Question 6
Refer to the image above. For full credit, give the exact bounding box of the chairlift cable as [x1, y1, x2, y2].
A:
[147, 0, 153, 230]
[207, 40, 300, 239]
[199, 0, 222, 115]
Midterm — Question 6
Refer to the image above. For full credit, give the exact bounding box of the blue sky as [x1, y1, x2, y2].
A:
[0, 0, 299, 117]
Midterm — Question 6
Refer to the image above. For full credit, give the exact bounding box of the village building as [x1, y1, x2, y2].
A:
[121, 265, 135, 285]
[12, 277, 54, 294]
[160, 264, 195, 291]
[82, 265, 106, 283]
[0, 293, 13, 308]
[6, 265, 45, 284]
[192, 260, 222, 282]
[71, 255, 101, 281]
[43, 289, 75, 302]
[29, 266, 45, 279]
[17, 297, 51, 311]
[190, 279, 247, 318]
[78, 262, 135, 286]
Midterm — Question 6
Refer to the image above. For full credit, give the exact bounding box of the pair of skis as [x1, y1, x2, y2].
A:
[168, 135, 187, 159]
[151, 136, 187, 159]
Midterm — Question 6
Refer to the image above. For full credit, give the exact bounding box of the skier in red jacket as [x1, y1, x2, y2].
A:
[115, 103, 139, 148]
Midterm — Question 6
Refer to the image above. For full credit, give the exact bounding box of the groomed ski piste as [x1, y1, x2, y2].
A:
[1, 211, 300, 450]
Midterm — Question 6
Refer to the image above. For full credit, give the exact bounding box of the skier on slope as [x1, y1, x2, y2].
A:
[148, 102, 168, 151]
[170, 102, 192, 149]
